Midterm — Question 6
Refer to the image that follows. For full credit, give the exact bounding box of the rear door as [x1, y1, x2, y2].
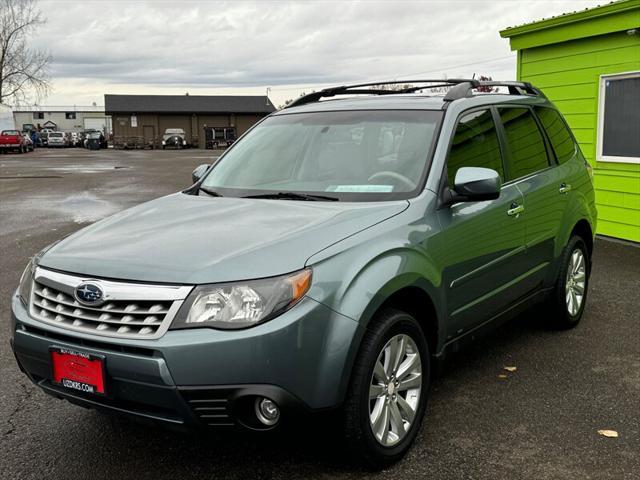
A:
[496, 106, 563, 291]
[436, 108, 527, 338]
[534, 105, 589, 254]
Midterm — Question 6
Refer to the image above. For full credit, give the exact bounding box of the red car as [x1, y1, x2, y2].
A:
[0, 129, 29, 153]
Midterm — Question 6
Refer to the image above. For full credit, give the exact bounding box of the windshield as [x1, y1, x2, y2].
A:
[2, 130, 20, 135]
[49, 133, 63, 138]
[201, 110, 441, 201]
[89, 132, 101, 138]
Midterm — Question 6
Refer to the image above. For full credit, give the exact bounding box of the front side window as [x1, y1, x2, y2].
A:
[201, 110, 441, 201]
[535, 107, 576, 165]
[498, 107, 549, 180]
[598, 73, 640, 163]
[447, 109, 504, 186]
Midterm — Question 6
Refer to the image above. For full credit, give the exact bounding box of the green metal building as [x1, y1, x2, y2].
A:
[501, 0, 640, 242]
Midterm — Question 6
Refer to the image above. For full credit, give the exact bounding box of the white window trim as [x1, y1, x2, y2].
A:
[596, 71, 640, 164]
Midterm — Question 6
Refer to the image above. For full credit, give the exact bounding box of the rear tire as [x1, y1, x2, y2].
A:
[545, 235, 590, 329]
[343, 308, 430, 469]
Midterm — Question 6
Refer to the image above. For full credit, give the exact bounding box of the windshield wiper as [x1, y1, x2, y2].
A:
[243, 192, 339, 202]
[199, 186, 224, 197]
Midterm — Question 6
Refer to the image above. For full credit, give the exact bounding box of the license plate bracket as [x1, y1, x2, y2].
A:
[50, 346, 107, 396]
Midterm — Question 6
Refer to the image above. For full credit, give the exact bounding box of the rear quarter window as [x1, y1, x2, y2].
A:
[535, 107, 576, 164]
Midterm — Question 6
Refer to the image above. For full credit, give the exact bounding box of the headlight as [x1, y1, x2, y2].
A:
[18, 258, 36, 306]
[171, 269, 312, 330]
[17, 240, 62, 306]
[162, 140, 166, 145]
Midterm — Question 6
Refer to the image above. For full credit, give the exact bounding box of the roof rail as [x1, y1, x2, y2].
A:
[285, 79, 474, 108]
[284, 79, 544, 109]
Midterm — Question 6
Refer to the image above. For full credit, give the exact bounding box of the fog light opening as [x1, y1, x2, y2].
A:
[255, 397, 280, 426]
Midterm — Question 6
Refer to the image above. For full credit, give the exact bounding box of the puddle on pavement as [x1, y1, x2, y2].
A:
[46, 164, 131, 174]
[2, 192, 121, 234]
[52, 192, 120, 223]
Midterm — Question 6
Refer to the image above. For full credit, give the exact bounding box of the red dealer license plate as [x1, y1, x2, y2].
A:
[50, 347, 106, 395]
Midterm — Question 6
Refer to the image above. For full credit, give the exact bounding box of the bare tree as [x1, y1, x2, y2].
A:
[0, 0, 51, 105]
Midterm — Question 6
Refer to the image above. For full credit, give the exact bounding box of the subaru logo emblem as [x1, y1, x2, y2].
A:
[74, 283, 104, 306]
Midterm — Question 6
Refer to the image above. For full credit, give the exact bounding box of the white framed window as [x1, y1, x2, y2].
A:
[597, 71, 640, 164]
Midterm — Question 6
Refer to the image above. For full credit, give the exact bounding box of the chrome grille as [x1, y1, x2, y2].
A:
[29, 267, 192, 339]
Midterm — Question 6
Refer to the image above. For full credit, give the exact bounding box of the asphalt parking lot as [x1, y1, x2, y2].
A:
[1, 148, 639, 480]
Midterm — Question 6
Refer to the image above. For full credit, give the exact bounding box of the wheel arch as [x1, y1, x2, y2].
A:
[571, 219, 594, 259]
[355, 275, 443, 359]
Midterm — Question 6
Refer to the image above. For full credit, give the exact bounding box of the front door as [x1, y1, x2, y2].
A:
[434, 108, 527, 339]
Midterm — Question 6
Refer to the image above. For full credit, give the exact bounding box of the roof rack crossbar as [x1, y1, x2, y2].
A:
[285, 79, 544, 108]
[443, 80, 544, 101]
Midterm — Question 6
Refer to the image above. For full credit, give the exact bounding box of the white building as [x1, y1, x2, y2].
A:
[13, 105, 112, 134]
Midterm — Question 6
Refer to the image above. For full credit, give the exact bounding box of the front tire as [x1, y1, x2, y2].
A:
[545, 235, 590, 329]
[343, 309, 430, 468]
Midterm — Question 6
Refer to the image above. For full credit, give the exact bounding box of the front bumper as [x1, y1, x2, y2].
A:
[11, 293, 361, 429]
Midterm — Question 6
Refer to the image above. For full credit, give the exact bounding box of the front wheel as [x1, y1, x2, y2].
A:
[343, 309, 430, 468]
[545, 235, 590, 329]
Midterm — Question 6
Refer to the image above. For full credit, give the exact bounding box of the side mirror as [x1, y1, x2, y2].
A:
[192, 164, 210, 183]
[451, 167, 501, 203]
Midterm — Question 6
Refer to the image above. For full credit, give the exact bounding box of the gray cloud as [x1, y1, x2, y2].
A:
[31, 0, 600, 105]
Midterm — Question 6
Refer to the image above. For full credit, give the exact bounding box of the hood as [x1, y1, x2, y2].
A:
[40, 193, 408, 284]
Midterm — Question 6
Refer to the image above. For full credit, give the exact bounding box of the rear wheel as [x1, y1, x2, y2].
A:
[343, 308, 430, 468]
[545, 235, 590, 329]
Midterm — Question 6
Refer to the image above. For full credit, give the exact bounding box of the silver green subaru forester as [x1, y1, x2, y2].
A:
[11, 79, 596, 467]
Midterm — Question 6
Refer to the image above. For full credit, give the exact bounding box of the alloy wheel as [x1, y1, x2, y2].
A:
[565, 248, 586, 316]
[369, 333, 422, 447]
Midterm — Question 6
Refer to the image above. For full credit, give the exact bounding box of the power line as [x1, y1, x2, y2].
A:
[268, 53, 516, 93]
[397, 54, 515, 79]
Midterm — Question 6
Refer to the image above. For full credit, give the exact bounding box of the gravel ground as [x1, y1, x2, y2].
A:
[1, 148, 638, 480]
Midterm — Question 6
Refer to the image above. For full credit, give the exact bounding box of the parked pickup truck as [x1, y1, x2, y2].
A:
[0, 130, 29, 153]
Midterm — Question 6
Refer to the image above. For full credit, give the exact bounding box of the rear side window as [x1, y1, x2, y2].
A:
[447, 109, 504, 186]
[535, 107, 576, 164]
[498, 107, 549, 180]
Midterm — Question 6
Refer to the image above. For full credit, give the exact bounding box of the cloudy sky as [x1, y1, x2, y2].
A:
[31, 0, 600, 108]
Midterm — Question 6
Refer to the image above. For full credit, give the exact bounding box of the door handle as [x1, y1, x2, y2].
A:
[559, 183, 572, 194]
[507, 203, 525, 217]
